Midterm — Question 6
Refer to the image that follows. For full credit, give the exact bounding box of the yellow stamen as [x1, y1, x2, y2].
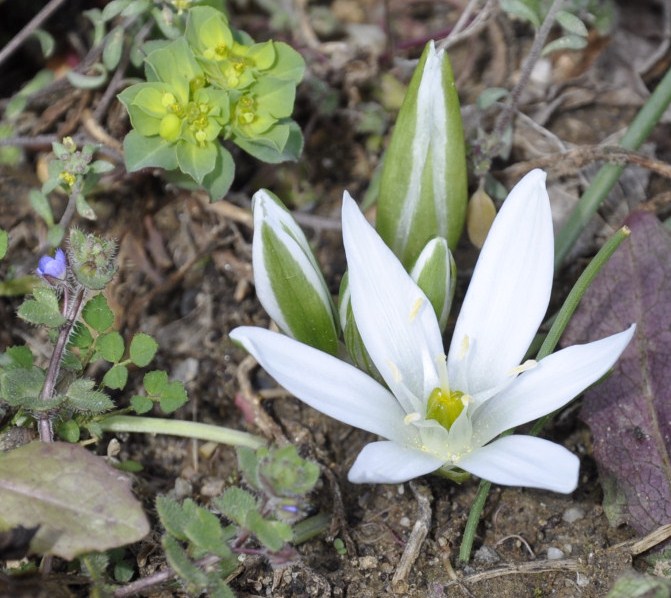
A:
[509, 359, 538, 376]
[409, 297, 424, 322]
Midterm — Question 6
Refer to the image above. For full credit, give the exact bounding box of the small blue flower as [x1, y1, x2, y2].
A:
[37, 249, 67, 281]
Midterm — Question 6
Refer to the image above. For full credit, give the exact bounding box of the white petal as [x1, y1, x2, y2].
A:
[471, 325, 635, 446]
[458, 435, 579, 493]
[348, 440, 445, 484]
[447, 169, 553, 395]
[342, 192, 444, 412]
[230, 327, 406, 441]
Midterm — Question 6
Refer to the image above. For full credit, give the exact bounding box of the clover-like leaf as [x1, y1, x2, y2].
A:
[129, 333, 158, 367]
[103, 364, 128, 390]
[0, 441, 149, 559]
[82, 294, 114, 332]
[97, 331, 125, 363]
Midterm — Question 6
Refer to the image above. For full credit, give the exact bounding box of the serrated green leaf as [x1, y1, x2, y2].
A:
[56, 419, 80, 443]
[0, 441, 149, 559]
[143, 370, 168, 395]
[158, 380, 187, 413]
[65, 379, 114, 413]
[18, 293, 66, 328]
[130, 394, 153, 414]
[156, 495, 190, 541]
[236, 447, 261, 490]
[97, 331, 125, 363]
[4, 345, 34, 368]
[0, 230, 8, 260]
[129, 333, 157, 367]
[162, 534, 210, 590]
[183, 505, 231, 559]
[0, 367, 45, 407]
[82, 295, 114, 332]
[103, 26, 124, 71]
[103, 364, 128, 390]
[215, 487, 258, 528]
[69, 323, 94, 351]
[60, 351, 83, 372]
[245, 511, 291, 552]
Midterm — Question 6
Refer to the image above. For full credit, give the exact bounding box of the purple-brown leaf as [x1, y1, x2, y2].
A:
[562, 211, 671, 534]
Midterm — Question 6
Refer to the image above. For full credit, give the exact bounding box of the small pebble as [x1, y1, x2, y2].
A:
[173, 477, 192, 499]
[200, 478, 225, 497]
[399, 516, 411, 528]
[547, 547, 565, 560]
[359, 556, 378, 570]
[563, 507, 585, 523]
[473, 545, 501, 565]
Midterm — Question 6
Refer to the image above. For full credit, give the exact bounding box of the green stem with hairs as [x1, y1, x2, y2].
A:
[554, 66, 671, 267]
[458, 226, 631, 564]
[97, 415, 266, 449]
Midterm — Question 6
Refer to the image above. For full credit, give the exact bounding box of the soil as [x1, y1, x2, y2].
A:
[1, 0, 671, 596]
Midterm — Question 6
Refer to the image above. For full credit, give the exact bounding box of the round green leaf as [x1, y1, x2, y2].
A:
[56, 419, 81, 443]
[159, 381, 188, 413]
[143, 370, 168, 395]
[97, 332, 125, 363]
[103, 364, 129, 390]
[130, 394, 153, 414]
[82, 295, 115, 332]
[129, 333, 158, 367]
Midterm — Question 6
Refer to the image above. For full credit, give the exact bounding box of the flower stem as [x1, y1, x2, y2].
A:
[457, 479, 491, 564]
[457, 226, 630, 563]
[96, 415, 266, 449]
[37, 284, 86, 443]
[554, 65, 671, 267]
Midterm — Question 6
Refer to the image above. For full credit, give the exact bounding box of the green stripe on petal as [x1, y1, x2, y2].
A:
[252, 190, 338, 355]
[376, 41, 467, 267]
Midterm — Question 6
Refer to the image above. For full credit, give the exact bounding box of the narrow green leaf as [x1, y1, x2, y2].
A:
[129, 333, 157, 367]
[32, 29, 55, 58]
[67, 63, 108, 90]
[162, 535, 209, 589]
[555, 9, 589, 37]
[0, 230, 7, 260]
[29, 189, 54, 225]
[103, 26, 124, 71]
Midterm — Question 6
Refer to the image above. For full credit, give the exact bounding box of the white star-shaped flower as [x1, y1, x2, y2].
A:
[231, 170, 634, 492]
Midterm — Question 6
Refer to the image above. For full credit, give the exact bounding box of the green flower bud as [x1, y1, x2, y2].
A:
[338, 272, 383, 382]
[68, 229, 117, 290]
[252, 190, 339, 355]
[409, 237, 456, 332]
[376, 41, 467, 267]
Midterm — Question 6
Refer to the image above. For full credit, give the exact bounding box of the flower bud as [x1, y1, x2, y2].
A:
[338, 272, 383, 382]
[68, 230, 117, 290]
[409, 237, 456, 332]
[376, 41, 467, 267]
[252, 190, 339, 355]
